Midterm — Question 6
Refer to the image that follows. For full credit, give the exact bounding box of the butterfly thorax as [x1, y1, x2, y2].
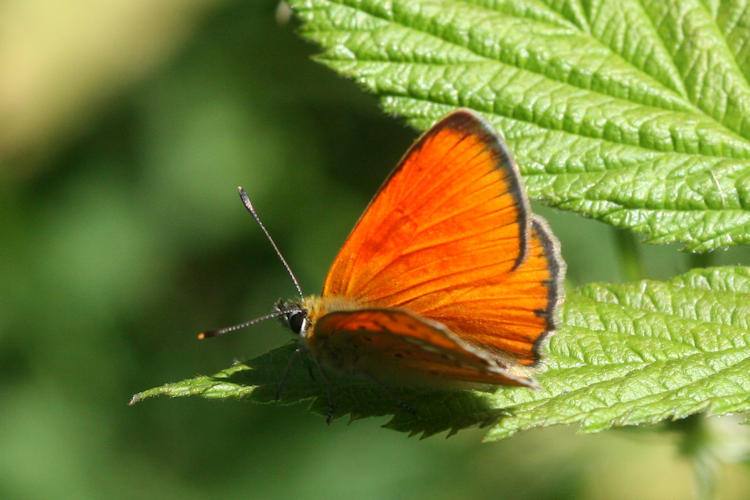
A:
[301, 295, 366, 328]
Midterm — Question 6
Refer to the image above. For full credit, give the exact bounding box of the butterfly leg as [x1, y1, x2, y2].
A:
[364, 372, 417, 417]
[316, 365, 336, 424]
[276, 346, 304, 401]
[303, 356, 317, 382]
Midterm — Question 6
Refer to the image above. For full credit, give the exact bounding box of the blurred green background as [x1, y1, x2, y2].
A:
[2, 1, 750, 499]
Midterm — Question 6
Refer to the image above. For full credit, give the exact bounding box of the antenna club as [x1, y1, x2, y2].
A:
[238, 187, 257, 212]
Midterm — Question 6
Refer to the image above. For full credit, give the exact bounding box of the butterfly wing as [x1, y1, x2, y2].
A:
[307, 309, 536, 387]
[321, 110, 563, 366]
[423, 215, 564, 366]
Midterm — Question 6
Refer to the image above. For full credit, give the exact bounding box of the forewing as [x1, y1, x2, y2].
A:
[322, 110, 530, 303]
[309, 309, 536, 387]
[419, 216, 565, 366]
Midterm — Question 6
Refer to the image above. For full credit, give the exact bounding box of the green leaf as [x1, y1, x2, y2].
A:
[131, 267, 750, 440]
[287, 0, 750, 251]
[485, 265, 750, 440]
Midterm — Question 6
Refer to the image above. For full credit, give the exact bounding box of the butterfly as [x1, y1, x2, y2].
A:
[201, 109, 564, 416]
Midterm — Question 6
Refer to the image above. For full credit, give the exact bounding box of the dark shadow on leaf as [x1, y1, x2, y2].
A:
[130, 342, 527, 438]
[222, 343, 514, 438]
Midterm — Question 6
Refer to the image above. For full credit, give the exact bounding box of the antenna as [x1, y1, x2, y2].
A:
[237, 186, 304, 300]
[198, 309, 303, 339]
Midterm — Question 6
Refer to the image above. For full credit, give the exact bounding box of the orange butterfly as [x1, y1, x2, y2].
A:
[201, 109, 564, 414]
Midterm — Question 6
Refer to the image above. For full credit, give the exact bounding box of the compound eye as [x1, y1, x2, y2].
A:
[288, 312, 307, 334]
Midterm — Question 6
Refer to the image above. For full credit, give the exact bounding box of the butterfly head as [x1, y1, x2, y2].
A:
[274, 299, 309, 337]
